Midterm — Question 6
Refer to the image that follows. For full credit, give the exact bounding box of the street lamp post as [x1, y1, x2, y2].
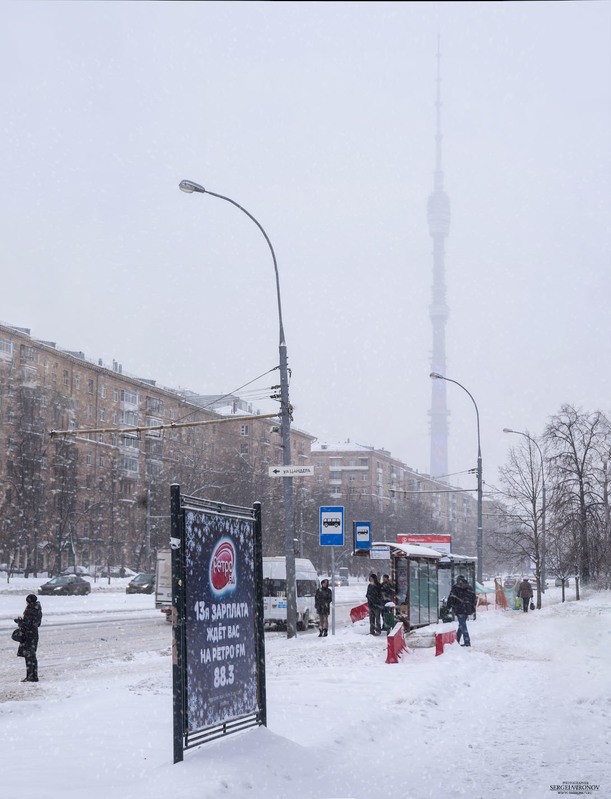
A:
[179, 179, 297, 638]
[430, 372, 483, 582]
[502, 428, 546, 597]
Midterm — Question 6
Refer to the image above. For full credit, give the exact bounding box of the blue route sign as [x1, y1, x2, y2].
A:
[353, 521, 372, 551]
[319, 506, 344, 547]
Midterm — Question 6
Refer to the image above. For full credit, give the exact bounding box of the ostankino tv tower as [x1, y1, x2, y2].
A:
[428, 42, 451, 480]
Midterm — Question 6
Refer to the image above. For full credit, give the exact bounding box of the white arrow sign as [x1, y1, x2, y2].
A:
[268, 465, 315, 478]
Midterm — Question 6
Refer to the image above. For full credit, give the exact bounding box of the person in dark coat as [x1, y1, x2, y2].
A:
[315, 579, 333, 637]
[517, 578, 534, 613]
[366, 573, 384, 636]
[446, 576, 476, 647]
[380, 574, 396, 633]
[15, 594, 42, 682]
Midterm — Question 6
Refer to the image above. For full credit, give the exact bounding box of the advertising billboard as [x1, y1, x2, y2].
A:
[397, 533, 452, 554]
[183, 506, 259, 731]
[171, 486, 266, 762]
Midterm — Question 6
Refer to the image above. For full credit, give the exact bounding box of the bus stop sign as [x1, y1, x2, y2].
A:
[319, 506, 344, 546]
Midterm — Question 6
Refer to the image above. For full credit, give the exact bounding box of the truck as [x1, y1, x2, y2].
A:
[263, 557, 319, 631]
[155, 548, 172, 621]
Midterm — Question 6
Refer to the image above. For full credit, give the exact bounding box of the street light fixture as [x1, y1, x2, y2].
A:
[179, 179, 297, 638]
[430, 372, 483, 582]
[502, 428, 546, 596]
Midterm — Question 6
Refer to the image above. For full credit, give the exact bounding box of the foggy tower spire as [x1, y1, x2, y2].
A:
[428, 39, 451, 479]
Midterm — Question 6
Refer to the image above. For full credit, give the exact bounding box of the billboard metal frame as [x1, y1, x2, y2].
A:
[170, 484, 266, 763]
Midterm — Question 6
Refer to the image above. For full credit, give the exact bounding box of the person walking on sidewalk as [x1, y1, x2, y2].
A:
[15, 594, 43, 682]
[447, 576, 476, 647]
[315, 579, 332, 636]
[517, 577, 534, 613]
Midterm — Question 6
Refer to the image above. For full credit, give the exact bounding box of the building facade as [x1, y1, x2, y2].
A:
[0, 322, 313, 574]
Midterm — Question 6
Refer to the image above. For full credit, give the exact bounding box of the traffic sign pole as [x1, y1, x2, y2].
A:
[331, 546, 335, 636]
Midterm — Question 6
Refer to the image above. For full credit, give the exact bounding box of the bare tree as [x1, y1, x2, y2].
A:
[544, 405, 609, 585]
[496, 438, 545, 607]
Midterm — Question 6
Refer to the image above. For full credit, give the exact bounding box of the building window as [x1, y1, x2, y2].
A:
[86, 454, 92, 465]
[87, 379, 94, 394]
[20, 344, 36, 361]
[113, 388, 119, 402]
[87, 405, 93, 419]
[63, 370, 69, 386]
[99, 456, 105, 467]
[121, 389, 138, 405]
[359, 458, 368, 467]
[240, 424, 249, 437]
[99, 408, 106, 422]
[121, 456, 139, 473]
[240, 442, 249, 455]
[329, 457, 342, 468]
[146, 397, 164, 415]
[0, 338, 13, 358]
[101, 383, 107, 399]
[74, 374, 81, 389]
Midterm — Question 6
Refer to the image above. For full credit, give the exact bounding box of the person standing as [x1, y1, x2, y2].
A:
[380, 574, 396, 633]
[366, 573, 384, 636]
[315, 578, 333, 637]
[15, 594, 43, 682]
[446, 576, 476, 647]
[517, 577, 534, 613]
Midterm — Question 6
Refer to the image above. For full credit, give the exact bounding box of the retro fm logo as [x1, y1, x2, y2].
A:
[209, 538, 237, 595]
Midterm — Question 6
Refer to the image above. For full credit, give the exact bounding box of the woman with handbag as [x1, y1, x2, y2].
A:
[14, 594, 43, 682]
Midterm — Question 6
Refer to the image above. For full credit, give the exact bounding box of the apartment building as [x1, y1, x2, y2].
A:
[0, 322, 313, 573]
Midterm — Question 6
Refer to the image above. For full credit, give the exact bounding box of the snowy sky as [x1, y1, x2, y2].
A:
[1, 1, 609, 492]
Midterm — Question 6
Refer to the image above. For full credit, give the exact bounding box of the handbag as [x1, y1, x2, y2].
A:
[11, 627, 25, 643]
[529, 601, 535, 611]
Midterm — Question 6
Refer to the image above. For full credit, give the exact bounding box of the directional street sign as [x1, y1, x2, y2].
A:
[319, 506, 344, 547]
[268, 465, 315, 478]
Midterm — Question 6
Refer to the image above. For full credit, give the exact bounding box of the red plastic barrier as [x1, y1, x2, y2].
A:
[435, 629, 457, 656]
[386, 622, 409, 664]
[350, 602, 369, 623]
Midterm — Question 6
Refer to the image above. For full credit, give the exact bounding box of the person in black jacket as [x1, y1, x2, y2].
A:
[366, 573, 384, 636]
[380, 574, 396, 633]
[15, 594, 43, 682]
[315, 579, 332, 637]
[446, 576, 476, 647]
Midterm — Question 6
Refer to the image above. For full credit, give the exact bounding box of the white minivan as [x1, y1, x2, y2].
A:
[262, 557, 319, 630]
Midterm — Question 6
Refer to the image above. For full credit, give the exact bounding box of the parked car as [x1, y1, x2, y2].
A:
[61, 565, 90, 576]
[39, 575, 91, 596]
[126, 572, 156, 594]
[99, 566, 137, 578]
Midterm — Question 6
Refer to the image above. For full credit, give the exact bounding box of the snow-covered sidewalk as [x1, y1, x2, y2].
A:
[1, 586, 609, 799]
